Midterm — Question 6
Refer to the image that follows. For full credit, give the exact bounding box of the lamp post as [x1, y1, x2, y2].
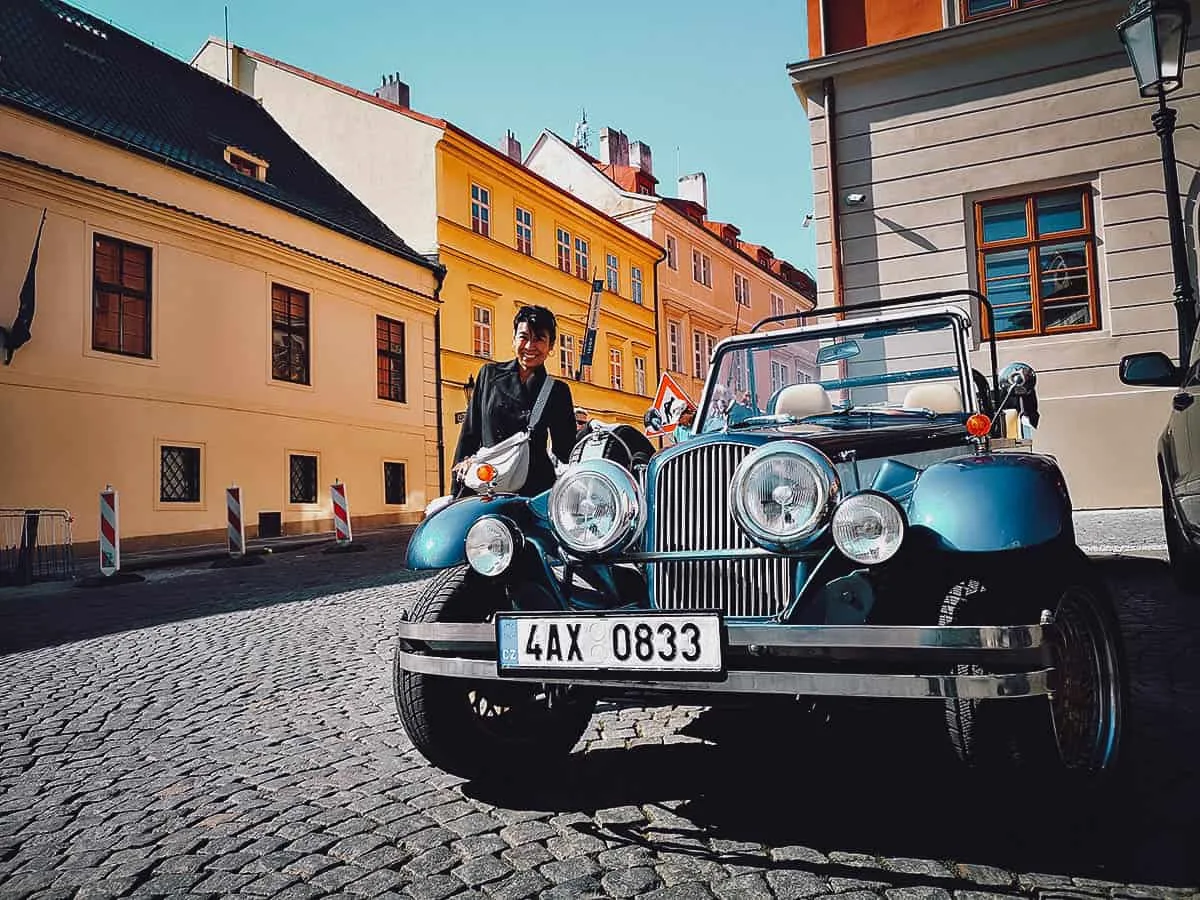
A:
[1118, 0, 1195, 368]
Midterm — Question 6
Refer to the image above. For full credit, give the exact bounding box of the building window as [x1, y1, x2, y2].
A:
[515, 207, 533, 255]
[606, 253, 620, 293]
[271, 284, 310, 384]
[610, 348, 623, 390]
[975, 186, 1099, 338]
[560, 334, 576, 377]
[160, 445, 200, 503]
[471, 183, 490, 237]
[634, 355, 647, 395]
[556, 228, 572, 273]
[693, 331, 717, 377]
[384, 461, 407, 505]
[692, 249, 711, 287]
[472, 305, 493, 358]
[666, 234, 678, 270]
[574, 237, 590, 279]
[770, 293, 785, 318]
[224, 146, 268, 181]
[668, 320, 682, 372]
[376, 316, 406, 403]
[771, 360, 788, 393]
[631, 266, 644, 305]
[289, 454, 318, 504]
[735, 273, 752, 307]
[93, 235, 152, 358]
[962, 0, 1049, 22]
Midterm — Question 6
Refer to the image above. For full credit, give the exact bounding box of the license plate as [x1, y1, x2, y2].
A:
[496, 612, 724, 677]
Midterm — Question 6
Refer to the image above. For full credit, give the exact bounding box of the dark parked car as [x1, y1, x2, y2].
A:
[1119, 342, 1200, 590]
[394, 291, 1126, 783]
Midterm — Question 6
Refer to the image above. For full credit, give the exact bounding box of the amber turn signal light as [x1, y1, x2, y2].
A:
[475, 463, 497, 483]
[965, 413, 992, 437]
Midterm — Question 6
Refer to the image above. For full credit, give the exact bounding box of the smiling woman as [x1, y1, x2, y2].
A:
[452, 304, 578, 497]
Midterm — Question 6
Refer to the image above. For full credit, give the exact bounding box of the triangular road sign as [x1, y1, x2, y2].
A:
[645, 372, 694, 437]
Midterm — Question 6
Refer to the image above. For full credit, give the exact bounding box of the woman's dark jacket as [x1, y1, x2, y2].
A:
[453, 359, 576, 497]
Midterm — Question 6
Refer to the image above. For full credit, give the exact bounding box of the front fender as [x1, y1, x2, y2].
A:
[907, 452, 1074, 552]
[406, 494, 534, 569]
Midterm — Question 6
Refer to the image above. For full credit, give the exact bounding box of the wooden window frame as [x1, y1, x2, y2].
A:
[92, 234, 152, 358]
[376, 315, 406, 404]
[470, 183, 491, 237]
[515, 206, 533, 255]
[271, 283, 311, 384]
[975, 185, 1100, 340]
[961, 0, 1053, 23]
[472, 305, 493, 358]
[556, 228, 572, 273]
[631, 266, 644, 305]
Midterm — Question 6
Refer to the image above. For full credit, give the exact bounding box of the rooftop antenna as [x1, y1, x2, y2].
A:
[224, 5, 230, 85]
[573, 108, 589, 152]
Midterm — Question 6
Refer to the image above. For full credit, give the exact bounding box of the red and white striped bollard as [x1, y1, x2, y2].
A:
[226, 485, 246, 558]
[99, 485, 120, 576]
[331, 479, 352, 545]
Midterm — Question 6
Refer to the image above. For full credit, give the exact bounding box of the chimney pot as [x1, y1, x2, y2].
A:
[374, 73, 410, 109]
[501, 130, 522, 163]
[629, 140, 652, 176]
[678, 172, 708, 212]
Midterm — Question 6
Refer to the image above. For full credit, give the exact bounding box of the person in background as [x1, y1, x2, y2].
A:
[672, 403, 697, 444]
[574, 406, 591, 439]
[728, 389, 759, 426]
[452, 305, 576, 497]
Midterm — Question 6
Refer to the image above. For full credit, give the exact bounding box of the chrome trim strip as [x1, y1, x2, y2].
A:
[615, 548, 818, 562]
[396, 621, 1046, 651]
[395, 650, 1053, 700]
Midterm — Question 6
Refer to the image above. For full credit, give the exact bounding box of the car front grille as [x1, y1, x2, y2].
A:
[649, 441, 794, 618]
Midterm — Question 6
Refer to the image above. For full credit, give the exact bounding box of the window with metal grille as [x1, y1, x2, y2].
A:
[93, 235, 152, 357]
[574, 237, 589, 279]
[160, 445, 200, 503]
[556, 228, 572, 273]
[515, 207, 533, 255]
[289, 454, 318, 504]
[376, 316, 406, 402]
[271, 284, 310, 384]
[471, 183, 490, 237]
[384, 462, 407, 505]
[473, 305, 492, 358]
[975, 185, 1099, 338]
[631, 266, 644, 305]
[606, 253, 619, 293]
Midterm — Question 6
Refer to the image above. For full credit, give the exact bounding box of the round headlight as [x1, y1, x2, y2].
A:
[729, 442, 839, 549]
[549, 459, 645, 555]
[831, 492, 905, 565]
[465, 516, 520, 576]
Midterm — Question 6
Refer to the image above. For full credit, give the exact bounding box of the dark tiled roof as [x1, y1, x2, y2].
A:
[0, 0, 435, 270]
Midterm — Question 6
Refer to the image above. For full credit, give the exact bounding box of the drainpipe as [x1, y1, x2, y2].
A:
[651, 242, 667, 450]
[431, 264, 447, 496]
[824, 76, 846, 313]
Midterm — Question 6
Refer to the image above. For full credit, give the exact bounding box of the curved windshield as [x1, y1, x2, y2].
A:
[697, 313, 974, 433]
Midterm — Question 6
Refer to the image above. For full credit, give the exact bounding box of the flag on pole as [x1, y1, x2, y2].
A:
[2, 208, 47, 365]
[576, 276, 604, 379]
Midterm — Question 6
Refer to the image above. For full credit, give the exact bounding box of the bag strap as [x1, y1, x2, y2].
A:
[528, 374, 556, 432]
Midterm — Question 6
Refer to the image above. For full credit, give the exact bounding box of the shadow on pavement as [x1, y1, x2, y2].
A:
[463, 555, 1200, 889]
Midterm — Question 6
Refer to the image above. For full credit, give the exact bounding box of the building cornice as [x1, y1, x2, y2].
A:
[0, 151, 441, 312]
[787, 0, 1126, 87]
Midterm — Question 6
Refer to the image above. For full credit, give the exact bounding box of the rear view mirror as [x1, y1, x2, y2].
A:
[816, 340, 861, 365]
[1119, 352, 1179, 387]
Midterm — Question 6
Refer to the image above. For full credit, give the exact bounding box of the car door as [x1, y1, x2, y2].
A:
[1170, 334, 1200, 536]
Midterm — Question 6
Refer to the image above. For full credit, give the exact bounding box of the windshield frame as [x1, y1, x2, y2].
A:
[694, 307, 977, 434]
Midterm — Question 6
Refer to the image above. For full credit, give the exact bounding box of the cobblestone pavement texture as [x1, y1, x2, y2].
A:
[1, 530, 1198, 899]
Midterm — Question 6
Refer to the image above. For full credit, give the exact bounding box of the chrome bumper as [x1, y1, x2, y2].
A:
[395, 620, 1055, 701]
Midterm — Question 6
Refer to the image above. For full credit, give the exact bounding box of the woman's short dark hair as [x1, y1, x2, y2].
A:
[513, 305, 557, 346]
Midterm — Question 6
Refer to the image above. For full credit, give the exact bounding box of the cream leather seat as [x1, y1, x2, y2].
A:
[902, 383, 963, 414]
[775, 383, 833, 418]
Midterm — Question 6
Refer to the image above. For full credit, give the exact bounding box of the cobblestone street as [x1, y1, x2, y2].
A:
[1, 534, 1198, 900]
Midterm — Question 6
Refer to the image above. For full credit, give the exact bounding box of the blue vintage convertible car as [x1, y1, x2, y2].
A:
[393, 291, 1125, 781]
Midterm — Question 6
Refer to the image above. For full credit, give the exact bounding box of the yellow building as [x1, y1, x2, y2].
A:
[190, 44, 664, 478]
[0, 0, 443, 554]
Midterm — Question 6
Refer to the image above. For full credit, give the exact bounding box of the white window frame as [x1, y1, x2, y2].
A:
[574, 237, 590, 280]
[610, 348, 623, 390]
[666, 234, 678, 270]
[470, 183, 490, 237]
[515, 206, 533, 255]
[472, 305, 492, 358]
[668, 320, 682, 372]
[634, 355, 647, 395]
[556, 227, 572, 273]
[560, 334, 576, 377]
[735, 272, 751, 307]
[771, 360, 788, 393]
[606, 253, 619, 293]
[631, 266, 644, 305]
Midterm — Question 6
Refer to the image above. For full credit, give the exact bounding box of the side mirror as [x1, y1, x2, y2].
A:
[643, 408, 663, 432]
[1119, 352, 1180, 387]
[998, 361, 1037, 397]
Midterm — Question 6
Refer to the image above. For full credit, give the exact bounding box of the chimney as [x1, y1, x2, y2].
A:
[599, 127, 629, 166]
[629, 140, 652, 175]
[678, 172, 708, 211]
[500, 130, 522, 163]
[374, 73, 410, 109]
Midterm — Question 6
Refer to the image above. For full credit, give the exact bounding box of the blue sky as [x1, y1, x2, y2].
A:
[71, 0, 818, 276]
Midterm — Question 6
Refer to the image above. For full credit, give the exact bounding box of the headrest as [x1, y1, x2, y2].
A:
[902, 383, 963, 414]
[775, 383, 833, 419]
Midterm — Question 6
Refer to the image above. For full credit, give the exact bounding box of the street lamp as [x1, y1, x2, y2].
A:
[1118, 0, 1195, 368]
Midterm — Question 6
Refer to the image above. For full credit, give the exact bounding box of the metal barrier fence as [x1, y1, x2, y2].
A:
[0, 508, 76, 585]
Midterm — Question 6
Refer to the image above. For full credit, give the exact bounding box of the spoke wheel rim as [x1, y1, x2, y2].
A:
[1049, 586, 1121, 772]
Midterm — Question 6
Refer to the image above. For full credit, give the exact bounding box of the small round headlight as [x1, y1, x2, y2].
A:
[729, 442, 839, 549]
[465, 516, 520, 576]
[831, 492, 905, 565]
[549, 459, 645, 555]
